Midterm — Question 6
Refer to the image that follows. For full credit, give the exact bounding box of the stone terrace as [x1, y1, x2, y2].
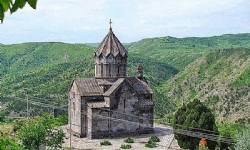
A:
[61, 124, 181, 150]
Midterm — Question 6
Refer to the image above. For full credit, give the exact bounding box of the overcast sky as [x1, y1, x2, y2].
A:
[1, 0, 250, 44]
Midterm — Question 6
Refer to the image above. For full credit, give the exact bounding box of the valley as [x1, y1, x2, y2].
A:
[0, 33, 250, 125]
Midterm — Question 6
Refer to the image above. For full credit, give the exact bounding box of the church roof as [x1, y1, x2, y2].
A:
[71, 77, 152, 97]
[103, 78, 125, 96]
[94, 29, 128, 57]
[126, 77, 153, 95]
[74, 78, 103, 96]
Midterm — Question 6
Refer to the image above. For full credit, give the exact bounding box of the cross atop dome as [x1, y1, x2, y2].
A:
[109, 19, 112, 30]
[94, 20, 127, 58]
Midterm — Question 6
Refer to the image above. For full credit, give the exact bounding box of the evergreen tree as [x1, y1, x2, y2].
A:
[173, 99, 218, 150]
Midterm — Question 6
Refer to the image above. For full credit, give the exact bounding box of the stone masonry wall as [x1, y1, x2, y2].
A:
[110, 82, 140, 136]
[91, 108, 109, 138]
[90, 82, 154, 138]
[68, 81, 81, 137]
[139, 106, 154, 133]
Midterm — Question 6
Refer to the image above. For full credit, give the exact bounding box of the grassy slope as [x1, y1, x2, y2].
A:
[1, 33, 250, 121]
[0, 42, 94, 95]
[0, 43, 95, 116]
[127, 33, 250, 70]
[126, 33, 250, 122]
[0, 42, 177, 116]
[158, 48, 250, 123]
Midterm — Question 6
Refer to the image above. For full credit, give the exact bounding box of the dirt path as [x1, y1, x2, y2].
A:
[61, 124, 180, 150]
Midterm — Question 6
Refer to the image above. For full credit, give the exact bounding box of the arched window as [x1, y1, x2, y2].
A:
[123, 99, 126, 109]
[109, 64, 111, 77]
[73, 102, 76, 116]
[117, 64, 120, 76]
[101, 64, 103, 77]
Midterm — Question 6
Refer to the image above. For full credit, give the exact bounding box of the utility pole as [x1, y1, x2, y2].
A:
[26, 93, 28, 117]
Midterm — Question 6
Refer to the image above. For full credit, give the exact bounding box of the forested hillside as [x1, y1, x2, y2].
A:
[0, 42, 176, 116]
[1, 33, 250, 123]
[0, 43, 95, 116]
[127, 33, 250, 123]
[157, 48, 250, 123]
[127, 33, 250, 70]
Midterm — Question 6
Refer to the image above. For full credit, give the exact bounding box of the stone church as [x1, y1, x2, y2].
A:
[68, 23, 154, 138]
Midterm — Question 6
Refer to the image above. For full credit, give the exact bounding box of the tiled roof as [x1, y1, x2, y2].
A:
[126, 77, 153, 95]
[74, 78, 103, 96]
[103, 78, 125, 96]
[94, 29, 127, 57]
[72, 77, 152, 97]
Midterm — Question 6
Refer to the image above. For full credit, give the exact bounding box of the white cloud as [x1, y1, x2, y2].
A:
[0, 0, 250, 44]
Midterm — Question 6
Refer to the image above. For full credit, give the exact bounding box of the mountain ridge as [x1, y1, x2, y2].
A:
[1, 33, 250, 124]
[157, 48, 250, 123]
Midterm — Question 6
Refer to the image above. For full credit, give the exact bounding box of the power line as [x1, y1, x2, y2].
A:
[67, 107, 172, 149]
[67, 105, 235, 144]
[2, 95, 67, 118]
[1, 94, 236, 144]
[3, 95, 66, 109]
[29, 95, 68, 102]
[90, 105, 228, 139]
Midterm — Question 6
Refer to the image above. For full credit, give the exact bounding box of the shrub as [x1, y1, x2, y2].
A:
[100, 140, 111, 146]
[172, 99, 218, 150]
[120, 144, 132, 149]
[0, 137, 26, 150]
[149, 135, 160, 142]
[235, 128, 250, 150]
[124, 137, 134, 143]
[13, 119, 27, 132]
[17, 115, 65, 150]
[145, 139, 156, 148]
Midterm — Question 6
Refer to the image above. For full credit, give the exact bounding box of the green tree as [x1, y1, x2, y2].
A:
[172, 99, 218, 150]
[0, 110, 6, 122]
[0, 137, 26, 150]
[17, 120, 46, 149]
[0, 0, 37, 23]
[235, 128, 250, 150]
[17, 114, 65, 150]
[217, 122, 245, 150]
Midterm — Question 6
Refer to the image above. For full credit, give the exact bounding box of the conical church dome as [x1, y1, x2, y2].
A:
[94, 24, 127, 78]
[94, 29, 127, 58]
